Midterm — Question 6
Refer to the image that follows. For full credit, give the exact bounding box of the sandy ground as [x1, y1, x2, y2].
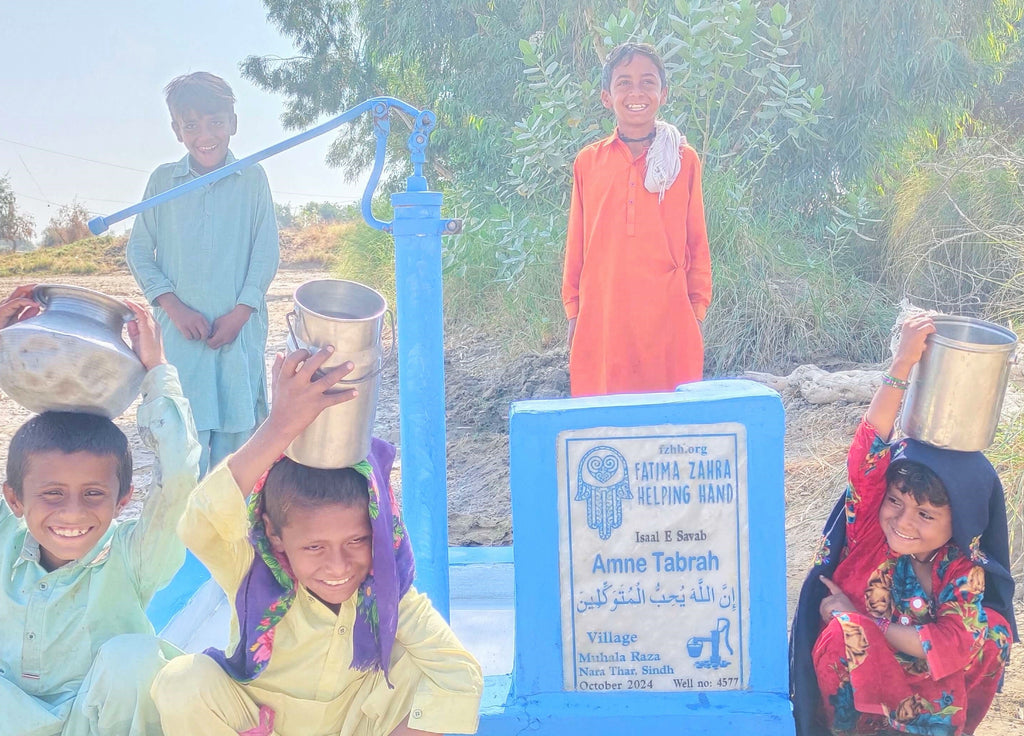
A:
[0, 270, 1021, 733]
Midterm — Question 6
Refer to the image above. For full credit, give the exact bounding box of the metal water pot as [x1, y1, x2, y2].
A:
[0, 284, 145, 417]
[283, 279, 393, 469]
[902, 315, 1018, 451]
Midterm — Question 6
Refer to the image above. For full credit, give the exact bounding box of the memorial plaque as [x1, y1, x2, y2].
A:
[558, 423, 750, 693]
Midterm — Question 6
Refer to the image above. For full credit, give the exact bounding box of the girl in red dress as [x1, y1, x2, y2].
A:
[791, 315, 1017, 735]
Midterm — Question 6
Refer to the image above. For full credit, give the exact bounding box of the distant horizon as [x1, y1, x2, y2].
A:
[1, 1, 371, 238]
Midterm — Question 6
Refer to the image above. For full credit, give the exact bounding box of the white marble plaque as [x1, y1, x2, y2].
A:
[558, 423, 750, 692]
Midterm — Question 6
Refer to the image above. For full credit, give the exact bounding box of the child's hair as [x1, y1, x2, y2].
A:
[5, 412, 132, 500]
[263, 457, 369, 531]
[885, 459, 950, 507]
[602, 42, 667, 92]
[164, 72, 236, 118]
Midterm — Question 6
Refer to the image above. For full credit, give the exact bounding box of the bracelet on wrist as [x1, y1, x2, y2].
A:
[881, 372, 910, 390]
[874, 616, 891, 634]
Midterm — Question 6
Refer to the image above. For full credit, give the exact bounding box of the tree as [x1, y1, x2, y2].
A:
[241, 0, 1020, 278]
[241, 0, 583, 189]
[783, 0, 1023, 191]
[241, 2, 821, 272]
[0, 175, 35, 242]
[239, 0, 1024, 373]
[274, 202, 296, 229]
[483, 2, 824, 281]
[41, 202, 92, 247]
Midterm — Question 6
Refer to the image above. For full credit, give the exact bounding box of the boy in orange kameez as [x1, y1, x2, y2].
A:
[562, 43, 712, 396]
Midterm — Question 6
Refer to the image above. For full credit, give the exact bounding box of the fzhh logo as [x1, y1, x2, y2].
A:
[576, 445, 632, 540]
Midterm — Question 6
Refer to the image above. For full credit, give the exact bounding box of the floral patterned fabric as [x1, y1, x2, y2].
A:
[807, 421, 1012, 735]
[205, 438, 414, 683]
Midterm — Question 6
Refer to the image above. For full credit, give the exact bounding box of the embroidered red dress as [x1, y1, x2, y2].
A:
[811, 420, 1011, 735]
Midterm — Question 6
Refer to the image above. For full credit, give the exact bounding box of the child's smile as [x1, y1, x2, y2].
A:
[601, 55, 668, 138]
[2, 450, 130, 571]
[172, 109, 237, 174]
[878, 487, 953, 561]
[266, 501, 373, 612]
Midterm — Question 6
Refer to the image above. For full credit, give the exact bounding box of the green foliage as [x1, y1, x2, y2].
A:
[778, 1, 1024, 333]
[783, 0, 1024, 195]
[986, 409, 1024, 574]
[242, 0, 386, 181]
[242, 0, 540, 194]
[329, 218, 397, 309]
[884, 136, 1024, 318]
[490, 1, 825, 283]
[0, 175, 34, 242]
[276, 200, 353, 229]
[697, 168, 895, 373]
[250, 0, 1024, 374]
[274, 202, 296, 229]
[655, 1, 825, 178]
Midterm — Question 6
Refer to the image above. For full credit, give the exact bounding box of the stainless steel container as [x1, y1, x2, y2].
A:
[902, 315, 1018, 451]
[0, 284, 145, 417]
[284, 279, 392, 469]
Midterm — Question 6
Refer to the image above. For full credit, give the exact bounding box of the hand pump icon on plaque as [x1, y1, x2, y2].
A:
[686, 617, 734, 670]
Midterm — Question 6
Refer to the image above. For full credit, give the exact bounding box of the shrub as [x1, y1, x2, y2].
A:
[883, 137, 1024, 320]
[41, 202, 92, 247]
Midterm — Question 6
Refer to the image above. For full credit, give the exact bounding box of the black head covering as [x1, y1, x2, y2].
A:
[890, 437, 1016, 636]
[789, 438, 1018, 736]
[790, 492, 846, 736]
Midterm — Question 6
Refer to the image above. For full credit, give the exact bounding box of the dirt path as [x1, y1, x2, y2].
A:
[0, 270, 1020, 732]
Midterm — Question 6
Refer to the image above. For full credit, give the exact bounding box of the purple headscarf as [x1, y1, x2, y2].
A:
[206, 438, 415, 684]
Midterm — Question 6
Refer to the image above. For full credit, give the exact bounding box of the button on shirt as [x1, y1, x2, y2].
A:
[0, 365, 200, 716]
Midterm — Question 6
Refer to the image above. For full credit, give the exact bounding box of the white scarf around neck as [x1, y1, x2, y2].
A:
[644, 121, 685, 202]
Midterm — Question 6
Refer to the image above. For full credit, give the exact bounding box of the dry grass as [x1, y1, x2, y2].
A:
[0, 235, 127, 277]
[326, 220, 396, 308]
[781, 390, 1024, 612]
[885, 141, 1024, 318]
[987, 412, 1024, 586]
[782, 399, 864, 610]
[278, 222, 355, 270]
[880, 139, 1024, 586]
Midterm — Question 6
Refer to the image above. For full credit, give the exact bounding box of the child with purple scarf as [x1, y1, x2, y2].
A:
[151, 346, 482, 736]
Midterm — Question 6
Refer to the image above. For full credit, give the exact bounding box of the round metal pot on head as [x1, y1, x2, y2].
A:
[902, 315, 1018, 452]
[0, 284, 145, 417]
[284, 279, 393, 469]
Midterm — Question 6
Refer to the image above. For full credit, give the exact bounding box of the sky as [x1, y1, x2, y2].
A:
[1, 1, 367, 236]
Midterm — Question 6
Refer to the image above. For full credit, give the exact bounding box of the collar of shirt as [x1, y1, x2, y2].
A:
[171, 151, 243, 181]
[298, 583, 358, 623]
[609, 130, 649, 164]
[12, 522, 118, 576]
